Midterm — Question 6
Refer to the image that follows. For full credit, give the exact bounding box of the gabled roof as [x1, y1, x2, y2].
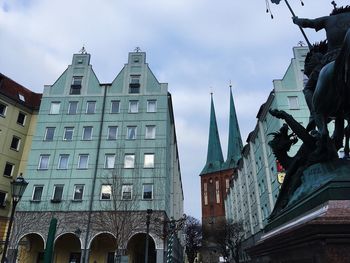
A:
[0, 73, 42, 110]
[200, 95, 224, 176]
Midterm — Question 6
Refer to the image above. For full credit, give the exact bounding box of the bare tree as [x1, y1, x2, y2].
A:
[184, 216, 202, 263]
[210, 219, 244, 263]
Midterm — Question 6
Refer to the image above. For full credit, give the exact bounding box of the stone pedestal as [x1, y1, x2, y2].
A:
[248, 200, 350, 263]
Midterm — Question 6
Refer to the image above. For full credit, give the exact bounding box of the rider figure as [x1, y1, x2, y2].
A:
[293, 6, 350, 130]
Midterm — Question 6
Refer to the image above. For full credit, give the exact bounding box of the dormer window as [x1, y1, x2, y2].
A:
[18, 94, 25, 102]
[129, 75, 140, 94]
[70, 76, 82, 95]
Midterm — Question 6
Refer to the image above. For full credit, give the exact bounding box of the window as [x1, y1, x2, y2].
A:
[86, 101, 96, 114]
[58, 154, 69, 169]
[52, 185, 64, 202]
[288, 96, 299, 109]
[101, 185, 112, 200]
[82, 126, 93, 140]
[129, 100, 138, 113]
[78, 154, 89, 169]
[145, 125, 156, 139]
[3, 162, 14, 177]
[144, 154, 154, 168]
[17, 112, 26, 125]
[129, 75, 140, 93]
[18, 94, 25, 102]
[107, 126, 118, 140]
[10, 136, 20, 151]
[127, 126, 137, 140]
[111, 101, 120, 113]
[147, 100, 157, 113]
[124, 154, 135, 168]
[0, 191, 7, 207]
[38, 155, 50, 170]
[63, 127, 74, 141]
[0, 103, 7, 117]
[68, 101, 78, 115]
[73, 185, 84, 201]
[50, 102, 61, 114]
[142, 184, 153, 200]
[44, 127, 55, 141]
[70, 76, 82, 95]
[104, 154, 115, 169]
[225, 178, 230, 193]
[122, 185, 133, 200]
[32, 186, 43, 201]
[204, 182, 208, 205]
[216, 180, 220, 204]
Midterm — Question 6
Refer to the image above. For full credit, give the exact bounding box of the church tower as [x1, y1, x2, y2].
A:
[200, 88, 243, 261]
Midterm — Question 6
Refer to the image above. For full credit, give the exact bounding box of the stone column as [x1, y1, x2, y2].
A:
[81, 249, 90, 263]
[156, 249, 164, 263]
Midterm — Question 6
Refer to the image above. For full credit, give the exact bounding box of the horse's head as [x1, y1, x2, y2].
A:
[304, 41, 328, 77]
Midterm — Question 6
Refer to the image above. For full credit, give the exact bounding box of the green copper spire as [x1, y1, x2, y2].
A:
[224, 86, 243, 169]
[200, 94, 224, 175]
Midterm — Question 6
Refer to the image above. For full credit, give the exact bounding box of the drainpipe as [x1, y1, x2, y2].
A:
[82, 85, 108, 263]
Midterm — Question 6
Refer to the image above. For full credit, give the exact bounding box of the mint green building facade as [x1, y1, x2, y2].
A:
[10, 51, 184, 263]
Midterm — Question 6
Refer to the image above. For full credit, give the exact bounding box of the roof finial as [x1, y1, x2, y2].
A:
[229, 80, 232, 90]
[210, 87, 213, 98]
[134, 47, 141, 52]
[79, 46, 87, 54]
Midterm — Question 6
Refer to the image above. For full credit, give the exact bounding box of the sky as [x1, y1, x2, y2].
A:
[1, 0, 348, 220]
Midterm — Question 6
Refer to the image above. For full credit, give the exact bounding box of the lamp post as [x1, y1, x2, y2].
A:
[144, 209, 153, 263]
[1, 174, 28, 263]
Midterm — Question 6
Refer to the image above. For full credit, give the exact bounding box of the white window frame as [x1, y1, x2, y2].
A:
[145, 125, 156, 139]
[128, 100, 139, 113]
[52, 185, 64, 202]
[50, 102, 61, 115]
[0, 191, 7, 207]
[3, 162, 14, 177]
[110, 100, 120, 113]
[32, 185, 44, 201]
[0, 103, 7, 117]
[38, 154, 50, 170]
[126, 126, 137, 140]
[86, 101, 96, 114]
[73, 184, 84, 201]
[58, 154, 69, 170]
[17, 112, 26, 126]
[142, 184, 153, 200]
[147, 100, 157, 113]
[10, 136, 21, 151]
[143, 153, 154, 168]
[68, 101, 78, 115]
[78, 154, 89, 169]
[63, 127, 74, 141]
[288, 96, 299, 110]
[44, 127, 55, 141]
[124, 154, 135, 168]
[82, 126, 93, 140]
[100, 185, 112, 200]
[122, 185, 133, 200]
[104, 154, 116, 169]
[107, 126, 118, 140]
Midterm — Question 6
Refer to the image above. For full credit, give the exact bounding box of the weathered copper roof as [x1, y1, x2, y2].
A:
[0, 73, 42, 110]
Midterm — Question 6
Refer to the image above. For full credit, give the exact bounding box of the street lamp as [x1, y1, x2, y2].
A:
[1, 174, 28, 263]
[144, 209, 153, 263]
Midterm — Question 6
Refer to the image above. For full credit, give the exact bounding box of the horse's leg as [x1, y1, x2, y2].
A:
[332, 117, 344, 150]
[344, 123, 350, 158]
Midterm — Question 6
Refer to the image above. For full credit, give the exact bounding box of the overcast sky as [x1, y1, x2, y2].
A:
[1, 0, 348, 219]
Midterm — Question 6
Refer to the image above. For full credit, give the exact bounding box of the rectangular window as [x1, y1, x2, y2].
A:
[288, 96, 299, 110]
[58, 154, 69, 169]
[107, 126, 118, 140]
[101, 185, 112, 200]
[204, 182, 208, 205]
[50, 102, 61, 114]
[127, 126, 137, 140]
[70, 76, 82, 95]
[63, 127, 74, 141]
[0, 103, 7, 117]
[124, 154, 135, 168]
[147, 100, 157, 113]
[0, 191, 7, 207]
[10, 136, 20, 151]
[86, 101, 96, 114]
[225, 178, 230, 193]
[129, 100, 139, 113]
[111, 100, 120, 113]
[142, 184, 153, 200]
[216, 180, 220, 204]
[144, 154, 154, 168]
[68, 101, 78, 115]
[78, 154, 89, 169]
[104, 154, 116, 169]
[17, 112, 26, 125]
[3, 162, 14, 177]
[145, 125, 156, 139]
[32, 185, 43, 201]
[44, 127, 55, 141]
[73, 184, 84, 201]
[52, 185, 64, 202]
[38, 155, 50, 170]
[82, 126, 93, 140]
[129, 75, 140, 94]
[122, 185, 133, 200]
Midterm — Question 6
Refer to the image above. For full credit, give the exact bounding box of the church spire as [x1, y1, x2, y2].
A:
[225, 86, 243, 169]
[200, 94, 224, 176]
